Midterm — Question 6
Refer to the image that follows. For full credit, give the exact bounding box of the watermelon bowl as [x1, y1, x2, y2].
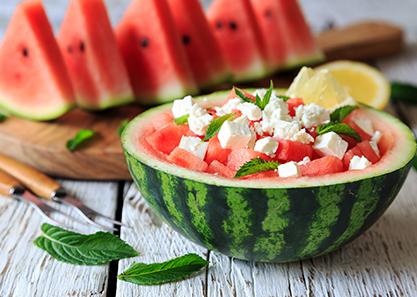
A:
[121, 90, 416, 263]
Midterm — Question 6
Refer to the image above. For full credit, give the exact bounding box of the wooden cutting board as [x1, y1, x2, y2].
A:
[0, 21, 404, 180]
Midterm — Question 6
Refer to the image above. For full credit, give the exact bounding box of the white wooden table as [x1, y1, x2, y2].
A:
[1, 1, 417, 296]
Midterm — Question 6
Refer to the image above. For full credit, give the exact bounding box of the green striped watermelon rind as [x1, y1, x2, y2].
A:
[122, 90, 416, 263]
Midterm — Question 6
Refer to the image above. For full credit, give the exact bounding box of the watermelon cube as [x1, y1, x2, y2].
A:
[205, 137, 232, 165]
[357, 141, 380, 164]
[276, 140, 314, 162]
[300, 156, 344, 177]
[167, 148, 208, 172]
[343, 113, 371, 141]
[146, 123, 192, 155]
[227, 149, 271, 171]
[207, 160, 235, 178]
[287, 98, 304, 116]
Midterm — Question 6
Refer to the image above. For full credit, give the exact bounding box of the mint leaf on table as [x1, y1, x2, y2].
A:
[391, 81, 417, 104]
[235, 158, 279, 178]
[234, 87, 254, 103]
[0, 113, 7, 122]
[66, 129, 96, 152]
[203, 113, 234, 141]
[118, 119, 130, 136]
[34, 223, 138, 265]
[317, 122, 362, 142]
[174, 114, 189, 125]
[117, 253, 208, 286]
[330, 105, 358, 122]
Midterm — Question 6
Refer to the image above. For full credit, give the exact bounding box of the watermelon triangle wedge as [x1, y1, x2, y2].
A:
[58, 0, 134, 110]
[0, 0, 75, 121]
[116, 0, 198, 105]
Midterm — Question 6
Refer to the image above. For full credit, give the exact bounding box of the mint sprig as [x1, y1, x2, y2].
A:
[174, 114, 189, 125]
[34, 224, 138, 265]
[0, 112, 7, 122]
[234, 87, 254, 103]
[66, 129, 96, 152]
[235, 158, 279, 178]
[117, 253, 208, 286]
[317, 122, 362, 142]
[330, 105, 357, 123]
[203, 113, 234, 141]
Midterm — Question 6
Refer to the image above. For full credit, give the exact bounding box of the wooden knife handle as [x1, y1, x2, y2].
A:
[0, 169, 21, 197]
[0, 154, 60, 199]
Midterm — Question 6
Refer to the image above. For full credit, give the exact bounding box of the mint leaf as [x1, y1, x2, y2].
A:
[391, 81, 417, 104]
[276, 95, 290, 102]
[66, 129, 96, 152]
[203, 113, 234, 141]
[117, 253, 208, 286]
[234, 87, 254, 103]
[0, 113, 7, 122]
[317, 123, 362, 142]
[330, 105, 357, 123]
[118, 119, 129, 136]
[235, 158, 279, 178]
[255, 94, 262, 108]
[34, 224, 138, 265]
[258, 80, 274, 110]
[174, 114, 189, 125]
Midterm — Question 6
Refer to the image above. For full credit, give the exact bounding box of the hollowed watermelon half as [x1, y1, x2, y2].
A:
[58, 0, 134, 110]
[0, 0, 75, 120]
[122, 91, 416, 262]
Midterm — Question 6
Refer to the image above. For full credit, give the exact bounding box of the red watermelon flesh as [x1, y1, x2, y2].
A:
[207, 160, 235, 178]
[249, 0, 287, 72]
[300, 156, 344, 177]
[58, 0, 134, 110]
[287, 97, 304, 116]
[276, 0, 322, 65]
[116, 0, 197, 105]
[146, 123, 194, 155]
[167, 0, 230, 88]
[207, 0, 268, 82]
[227, 149, 271, 171]
[205, 137, 232, 165]
[0, 0, 74, 120]
[167, 148, 208, 172]
[343, 146, 363, 169]
[276, 140, 314, 162]
[357, 141, 380, 164]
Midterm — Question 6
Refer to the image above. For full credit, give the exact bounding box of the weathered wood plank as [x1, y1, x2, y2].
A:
[0, 181, 118, 297]
[115, 183, 208, 297]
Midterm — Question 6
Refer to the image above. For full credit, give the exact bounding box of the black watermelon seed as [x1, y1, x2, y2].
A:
[264, 9, 273, 18]
[140, 37, 149, 48]
[22, 47, 29, 57]
[79, 41, 85, 52]
[229, 21, 238, 31]
[67, 45, 73, 54]
[182, 34, 191, 45]
[215, 20, 223, 29]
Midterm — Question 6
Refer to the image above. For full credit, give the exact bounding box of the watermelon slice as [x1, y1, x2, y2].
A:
[0, 0, 74, 120]
[58, 0, 134, 110]
[207, 0, 268, 82]
[249, 0, 287, 72]
[116, 0, 198, 105]
[207, 160, 235, 178]
[276, 0, 323, 68]
[300, 156, 344, 177]
[167, 148, 208, 172]
[167, 0, 230, 88]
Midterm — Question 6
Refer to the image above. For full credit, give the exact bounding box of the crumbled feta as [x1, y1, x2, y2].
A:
[274, 120, 300, 139]
[298, 156, 311, 166]
[238, 102, 262, 121]
[261, 97, 291, 134]
[349, 155, 372, 170]
[178, 136, 208, 160]
[172, 95, 193, 118]
[254, 137, 279, 156]
[278, 161, 301, 178]
[369, 130, 382, 156]
[353, 116, 374, 135]
[313, 132, 348, 159]
[215, 98, 241, 116]
[188, 103, 213, 136]
[295, 103, 330, 128]
[253, 122, 264, 136]
[292, 128, 314, 144]
[218, 120, 253, 149]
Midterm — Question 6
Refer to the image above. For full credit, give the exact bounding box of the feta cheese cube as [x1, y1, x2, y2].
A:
[254, 137, 279, 156]
[274, 120, 300, 139]
[172, 95, 193, 118]
[313, 132, 348, 159]
[278, 161, 301, 178]
[238, 102, 262, 121]
[215, 98, 241, 116]
[295, 103, 330, 128]
[349, 155, 372, 170]
[218, 120, 253, 149]
[353, 116, 374, 135]
[188, 113, 213, 136]
[291, 128, 314, 144]
[253, 122, 264, 136]
[234, 115, 250, 125]
[298, 156, 311, 166]
[261, 97, 291, 134]
[178, 136, 209, 160]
